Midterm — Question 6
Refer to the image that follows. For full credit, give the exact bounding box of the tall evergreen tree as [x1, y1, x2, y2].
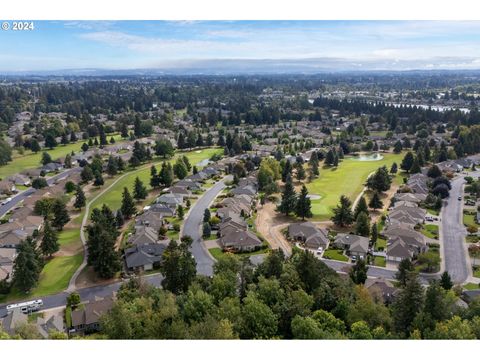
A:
[133, 177, 148, 201]
[173, 158, 188, 180]
[121, 187, 136, 218]
[160, 236, 197, 295]
[369, 192, 383, 210]
[106, 155, 118, 176]
[392, 274, 425, 337]
[13, 238, 42, 293]
[331, 195, 354, 227]
[354, 196, 369, 219]
[150, 165, 160, 188]
[355, 212, 370, 237]
[51, 199, 70, 231]
[41, 219, 59, 257]
[86, 205, 121, 279]
[74, 185, 86, 210]
[295, 185, 312, 220]
[277, 179, 297, 216]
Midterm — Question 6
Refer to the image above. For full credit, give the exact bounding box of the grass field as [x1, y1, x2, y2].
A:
[306, 153, 404, 220]
[323, 249, 349, 262]
[0, 134, 125, 179]
[58, 228, 81, 246]
[88, 147, 222, 215]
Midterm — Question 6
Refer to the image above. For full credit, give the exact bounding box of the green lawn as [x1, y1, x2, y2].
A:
[306, 153, 404, 220]
[420, 224, 439, 240]
[323, 249, 349, 262]
[375, 237, 387, 251]
[463, 212, 477, 227]
[89, 147, 222, 215]
[58, 228, 81, 246]
[0, 134, 125, 179]
[464, 282, 480, 290]
[374, 256, 386, 267]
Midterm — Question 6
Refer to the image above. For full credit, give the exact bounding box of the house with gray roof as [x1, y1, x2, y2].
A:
[219, 229, 262, 252]
[125, 243, 166, 272]
[288, 222, 329, 250]
[334, 233, 370, 259]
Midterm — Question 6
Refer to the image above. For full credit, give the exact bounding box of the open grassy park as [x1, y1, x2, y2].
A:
[306, 153, 404, 220]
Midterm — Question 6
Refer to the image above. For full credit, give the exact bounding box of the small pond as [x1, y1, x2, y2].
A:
[353, 153, 384, 161]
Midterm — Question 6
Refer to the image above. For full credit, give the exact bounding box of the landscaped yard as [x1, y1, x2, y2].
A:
[463, 211, 477, 227]
[420, 224, 439, 240]
[373, 256, 386, 267]
[464, 282, 480, 290]
[323, 248, 349, 262]
[306, 153, 404, 220]
[375, 237, 387, 251]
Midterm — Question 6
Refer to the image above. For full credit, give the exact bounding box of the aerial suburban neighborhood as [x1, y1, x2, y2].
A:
[1, 17, 480, 344]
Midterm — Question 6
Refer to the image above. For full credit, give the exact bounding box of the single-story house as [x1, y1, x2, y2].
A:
[334, 233, 370, 259]
[288, 222, 329, 250]
[70, 296, 114, 334]
[125, 243, 166, 272]
[0, 180, 16, 195]
[7, 174, 31, 186]
[219, 229, 262, 252]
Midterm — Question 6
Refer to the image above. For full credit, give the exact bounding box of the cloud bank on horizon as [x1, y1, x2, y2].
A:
[2, 20, 480, 73]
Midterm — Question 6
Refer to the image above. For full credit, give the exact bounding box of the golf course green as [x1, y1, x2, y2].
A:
[306, 153, 404, 220]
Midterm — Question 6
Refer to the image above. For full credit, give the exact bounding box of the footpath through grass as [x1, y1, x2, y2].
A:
[306, 153, 403, 220]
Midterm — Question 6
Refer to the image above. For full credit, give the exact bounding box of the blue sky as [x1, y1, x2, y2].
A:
[1, 20, 480, 72]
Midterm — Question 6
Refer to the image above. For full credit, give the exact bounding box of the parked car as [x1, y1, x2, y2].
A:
[458, 196, 462, 201]
[1, 197, 12, 206]
[351, 255, 357, 263]
[316, 247, 323, 255]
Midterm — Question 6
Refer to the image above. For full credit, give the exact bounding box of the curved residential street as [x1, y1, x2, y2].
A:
[181, 175, 231, 276]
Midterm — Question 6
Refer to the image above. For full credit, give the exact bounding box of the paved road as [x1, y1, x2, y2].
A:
[182, 176, 231, 276]
[441, 172, 478, 283]
[0, 274, 163, 318]
[0, 167, 82, 217]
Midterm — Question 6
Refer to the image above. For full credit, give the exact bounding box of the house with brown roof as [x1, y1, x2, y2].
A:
[70, 296, 114, 334]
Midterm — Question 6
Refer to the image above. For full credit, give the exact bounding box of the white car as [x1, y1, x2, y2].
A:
[1, 197, 12, 206]
[316, 247, 323, 255]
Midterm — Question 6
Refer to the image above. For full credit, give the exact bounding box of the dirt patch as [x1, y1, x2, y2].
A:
[75, 265, 118, 289]
[255, 202, 293, 256]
